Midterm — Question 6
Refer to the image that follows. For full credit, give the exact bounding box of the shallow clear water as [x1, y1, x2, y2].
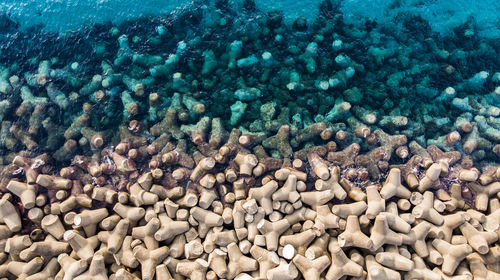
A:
[0, 0, 499, 168]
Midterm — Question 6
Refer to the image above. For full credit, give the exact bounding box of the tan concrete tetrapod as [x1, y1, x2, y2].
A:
[418, 163, 442, 192]
[0, 224, 11, 240]
[279, 229, 316, 256]
[305, 234, 330, 260]
[266, 259, 299, 280]
[426, 241, 444, 266]
[97, 218, 129, 254]
[365, 255, 400, 280]
[380, 168, 411, 200]
[370, 215, 403, 250]
[0, 195, 22, 232]
[468, 182, 500, 211]
[5, 234, 32, 259]
[155, 213, 190, 242]
[272, 174, 300, 204]
[113, 236, 139, 269]
[28, 239, 71, 259]
[468, 253, 500, 280]
[375, 251, 414, 271]
[308, 152, 330, 180]
[132, 217, 160, 249]
[292, 254, 330, 280]
[190, 207, 224, 238]
[190, 206, 223, 226]
[175, 259, 209, 280]
[249, 245, 280, 279]
[234, 152, 258, 176]
[459, 221, 498, 254]
[129, 183, 159, 207]
[437, 211, 469, 242]
[313, 205, 341, 234]
[300, 189, 335, 209]
[99, 214, 121, 231]
[314, 167, 347, 200]
[155, 264, 173, 280]
[378, 211, 411, 233]
[484, 208, 500, 233]
[73, 208, 108, 236]
[113, 268, 141, 280]
[113, 203, 146, 225]
[6, 180, 36, 209]
[249, 180, 279, 215]
[325, 240, 363, 280]
[226, 242, 259, 279]
[404, 221, 432, 258]
[331, 201, 368, 219]
[412, 191, 444, 225]
[58, 253, 88, 280]
[63, 230, 99, 262]
[190, 157, 215, 182]
[432, 239, 472, 275]
[24, 257, 59, 280]
[338, 215, 373, 250]
[405, 254, 441, 280]
[74, 254, 107, 280]
[208, 248, 229, 279]
[366, 185, 385, 219]
[257, 219, 291, 251]
[7, 257, 43, 279]
[284, 207, 317, 226]
[203, 229, 238, 253]
[133, 245, 169, 280]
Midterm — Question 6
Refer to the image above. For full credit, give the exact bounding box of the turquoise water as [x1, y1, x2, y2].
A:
[0, 0, 498, 167]
[0, 1, 500, 279]
[3, 0, 500, 37]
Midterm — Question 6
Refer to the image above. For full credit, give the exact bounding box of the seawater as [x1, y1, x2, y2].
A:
[0, 0, 499, 167]
[0, 1, 499, 279]
[2, 0, 500, 37]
